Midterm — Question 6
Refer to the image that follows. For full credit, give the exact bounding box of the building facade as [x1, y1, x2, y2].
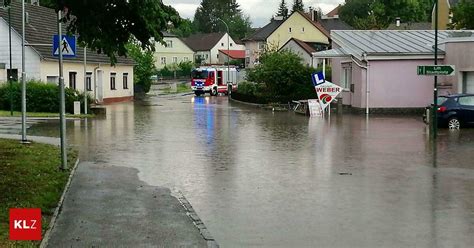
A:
[154, 32, 194, 70]
[0, 2, 134, 104]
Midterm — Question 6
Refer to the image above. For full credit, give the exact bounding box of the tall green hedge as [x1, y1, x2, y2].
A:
[0, 81, 92, 114]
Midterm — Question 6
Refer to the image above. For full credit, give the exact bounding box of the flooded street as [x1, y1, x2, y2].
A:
[29, 94, 474, 247]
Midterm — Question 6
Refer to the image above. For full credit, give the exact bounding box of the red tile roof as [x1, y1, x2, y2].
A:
[219, 50, 246, 59]
[326, 5, 341, 17]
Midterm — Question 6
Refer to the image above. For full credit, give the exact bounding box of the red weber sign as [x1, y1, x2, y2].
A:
[9, 208, 42, 241]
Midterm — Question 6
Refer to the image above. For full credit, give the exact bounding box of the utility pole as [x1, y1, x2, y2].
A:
[21, 0, 27, 143]
[433, 0, 439, 139]
[58, 9, 67, 169]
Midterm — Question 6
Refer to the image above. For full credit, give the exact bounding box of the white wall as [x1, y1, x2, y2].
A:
[281, 40, 314, 67]
[0, 18, 41, 82]
[210, 33, 245, 64]
[40, 61, 134, 102]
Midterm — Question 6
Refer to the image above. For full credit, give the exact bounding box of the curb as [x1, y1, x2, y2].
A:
[228, 95, 265, 107]
[40, 158, 81, 248]
[172, 190, 219, 248]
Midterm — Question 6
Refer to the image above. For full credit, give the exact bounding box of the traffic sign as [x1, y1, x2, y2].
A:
[417, 65, 455, 76]
[53, 35, 76, 58]
[311, 72, 325, 86]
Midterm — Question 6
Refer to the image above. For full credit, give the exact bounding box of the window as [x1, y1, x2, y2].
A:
[459, 96, 474, 106]
[69, 72, 77, 89]
[230, 43, 233, 47]
[123, 73, 129, 89]
[221, 42, 224, 46]
[217, 54, 219, 59]
[289, 27, 292, 33]
[341, 63, 352, 89]
[183, 57, 189, 62]
[302, 27, 305, 33]
[7, 69, 18, 81]
[46, 76, 58, 85]
[86, 72, 92, 91]
[166, 40, 173, 48]
[110, 73, 116, 90]
[172, 57, 178, 63]
[258, 42, 266, 50]
[161, 57, 166, 65]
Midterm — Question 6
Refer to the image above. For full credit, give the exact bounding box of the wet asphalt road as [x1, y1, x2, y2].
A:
[28, 94, 474, 247]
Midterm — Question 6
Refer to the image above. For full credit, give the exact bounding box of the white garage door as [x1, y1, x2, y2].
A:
[464, 72, 474, 93]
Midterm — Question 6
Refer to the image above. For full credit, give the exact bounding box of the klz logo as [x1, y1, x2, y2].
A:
[9, 208, 42, 241]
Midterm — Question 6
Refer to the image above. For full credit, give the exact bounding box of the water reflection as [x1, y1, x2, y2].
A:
[27, 96, 474, 247]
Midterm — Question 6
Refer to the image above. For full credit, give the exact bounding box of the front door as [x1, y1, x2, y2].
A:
[462, 71, 474, 94]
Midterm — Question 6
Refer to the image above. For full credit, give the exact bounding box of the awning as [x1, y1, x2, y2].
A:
[312, 48, 350, 58]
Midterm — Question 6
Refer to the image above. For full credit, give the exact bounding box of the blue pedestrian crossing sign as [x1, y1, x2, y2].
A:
[53, 35, 76, 58]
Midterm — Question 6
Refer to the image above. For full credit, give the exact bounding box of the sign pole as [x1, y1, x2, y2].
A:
[83, 46, 87, 115]
[21, 0, 27, 143]
[433, 0, 439, 139]
[8, 3, 13, 116]
[58, 10, 67, 169]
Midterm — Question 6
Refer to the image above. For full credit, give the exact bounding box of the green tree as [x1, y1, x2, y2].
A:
[193, 0, 252, 40]
[169, 18, 195, 38]
[247, 50, 316, 103]
[340, 0, 430, 29]
[292, 0, 305, 13]
[126, 43, 156, 93]
[276, 0, 289, 18]
[38, 0, 180, 64]
[451, 0, 474, 29]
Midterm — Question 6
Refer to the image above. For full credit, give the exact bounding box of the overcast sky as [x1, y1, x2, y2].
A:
[162, 0, 345, 28]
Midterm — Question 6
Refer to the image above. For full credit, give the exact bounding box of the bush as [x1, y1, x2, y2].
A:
[315, 65, 332, 82]
[0, 81, 92, 114]
[246, 50, 318, 103]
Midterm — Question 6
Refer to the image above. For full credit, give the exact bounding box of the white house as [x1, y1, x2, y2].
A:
[183, 32, 245, 64]
[0, 2, 135, 104]
[154, 32, 195, 69]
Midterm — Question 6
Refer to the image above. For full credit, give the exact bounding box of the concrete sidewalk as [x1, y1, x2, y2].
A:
[45, 161, 215, 247]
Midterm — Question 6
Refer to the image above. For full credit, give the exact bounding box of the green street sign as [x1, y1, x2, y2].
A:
[417, 65, 455, 76]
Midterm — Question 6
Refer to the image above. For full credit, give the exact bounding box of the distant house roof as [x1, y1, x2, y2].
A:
[282, 38, 316, 54]
[318, 19, 353, 33]
[242, 19, 284, 42]
[0, 2, 134, 65]
[281, 38, 330, 55]
[182, 32, 226, 52]
[325, 5, 341, 18]
[219, 50, 245, 59]
[387, 22, 432, 30]
[315, 30, 473, 60]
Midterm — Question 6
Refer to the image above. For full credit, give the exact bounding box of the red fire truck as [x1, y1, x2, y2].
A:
[191, 66, 238, 96]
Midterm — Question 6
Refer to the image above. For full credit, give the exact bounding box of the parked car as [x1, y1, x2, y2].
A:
[424, 94, 474, 129]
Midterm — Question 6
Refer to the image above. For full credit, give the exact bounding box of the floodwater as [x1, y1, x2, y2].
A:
[29, 94, 474, 247]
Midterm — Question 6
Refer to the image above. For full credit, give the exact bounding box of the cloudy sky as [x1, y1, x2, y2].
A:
[162, 0, 345, 28]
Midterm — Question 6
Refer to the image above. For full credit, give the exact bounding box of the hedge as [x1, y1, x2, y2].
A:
[0, 81, 92, 114]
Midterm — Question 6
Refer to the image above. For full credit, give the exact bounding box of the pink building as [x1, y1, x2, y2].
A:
[313, 30, 474, 114]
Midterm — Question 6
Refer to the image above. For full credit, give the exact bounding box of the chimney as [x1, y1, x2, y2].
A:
[396, 17, 401, 27]
[313, 10, 319, 22]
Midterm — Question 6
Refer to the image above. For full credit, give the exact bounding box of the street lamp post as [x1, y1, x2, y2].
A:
[217, 17, 230, 86]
